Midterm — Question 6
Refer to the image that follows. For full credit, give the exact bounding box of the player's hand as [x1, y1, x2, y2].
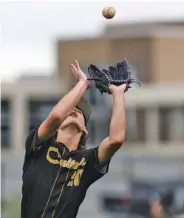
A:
[109, 84, 127, 94]
[70, 60, 88, 83]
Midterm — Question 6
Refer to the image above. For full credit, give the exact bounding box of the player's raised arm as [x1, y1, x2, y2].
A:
[38, 60, 89, 141]
[87, 59, 140, 165]
[98, 84, 126, 164]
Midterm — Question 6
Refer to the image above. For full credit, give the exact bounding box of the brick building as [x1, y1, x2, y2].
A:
[58, 20, 184, 87]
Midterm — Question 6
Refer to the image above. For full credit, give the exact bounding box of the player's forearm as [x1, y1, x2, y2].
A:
[109, 90, 126, 144]
[51, 80, 88, 122]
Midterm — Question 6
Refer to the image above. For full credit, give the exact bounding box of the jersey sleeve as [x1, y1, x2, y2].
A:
[85, 146, 111, 185]
[25, 127, 51, 157]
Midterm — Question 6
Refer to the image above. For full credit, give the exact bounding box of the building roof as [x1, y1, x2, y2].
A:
[104, 19, 184, 38]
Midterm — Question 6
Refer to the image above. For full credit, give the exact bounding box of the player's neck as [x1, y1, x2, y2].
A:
[56, 127, 82, 151]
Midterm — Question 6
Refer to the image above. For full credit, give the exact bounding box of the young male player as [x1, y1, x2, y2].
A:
[21, 60, 126, 218]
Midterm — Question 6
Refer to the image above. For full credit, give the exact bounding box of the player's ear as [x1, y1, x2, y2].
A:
[83, 127, 88, 135]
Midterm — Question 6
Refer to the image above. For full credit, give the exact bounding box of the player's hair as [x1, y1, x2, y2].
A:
[78, 131, 88, 149]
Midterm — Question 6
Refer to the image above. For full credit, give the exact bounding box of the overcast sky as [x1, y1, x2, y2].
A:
[0, 1, 184, 82]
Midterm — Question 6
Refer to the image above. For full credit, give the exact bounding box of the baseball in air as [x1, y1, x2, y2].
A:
[102, 7, 116, 19]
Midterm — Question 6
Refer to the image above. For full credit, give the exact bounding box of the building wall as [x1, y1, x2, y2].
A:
[57, 23, 184, 88]
[57, 37, 152, 86]
[57, 38, 111, 89]
[58, 36, 184, 84]
[109, 37, 152, 82]
[151, 37, 184, 83]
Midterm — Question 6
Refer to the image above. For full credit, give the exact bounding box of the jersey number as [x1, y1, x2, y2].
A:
[67, 169, 84, 187]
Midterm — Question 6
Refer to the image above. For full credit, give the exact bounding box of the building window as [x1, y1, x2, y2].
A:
[126, 108, 146, 143]
[28, 99, 59, 132]
[159, 107, 184, 142]
[1, 99, 11, 148]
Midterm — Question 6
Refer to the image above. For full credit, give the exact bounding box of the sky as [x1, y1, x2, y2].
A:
[0, 1, 184, 82]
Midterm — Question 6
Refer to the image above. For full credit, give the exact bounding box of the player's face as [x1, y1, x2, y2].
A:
[60, 107, 86, 131]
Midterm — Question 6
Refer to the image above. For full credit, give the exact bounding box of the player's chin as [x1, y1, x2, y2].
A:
[61, 120, 82, 131]
[70, 121, 83, 131]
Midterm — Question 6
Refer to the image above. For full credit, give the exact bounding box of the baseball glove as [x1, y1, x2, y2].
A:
[87, 58, 141, 94]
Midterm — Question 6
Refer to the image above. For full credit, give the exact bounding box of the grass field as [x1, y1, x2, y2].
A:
[2, 194, 21, 218]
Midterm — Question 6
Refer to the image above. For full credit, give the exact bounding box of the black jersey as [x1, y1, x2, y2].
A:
[21, 128, 110, 218]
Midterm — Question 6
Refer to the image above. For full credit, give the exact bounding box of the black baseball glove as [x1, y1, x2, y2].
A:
[87, 58, 141, 94]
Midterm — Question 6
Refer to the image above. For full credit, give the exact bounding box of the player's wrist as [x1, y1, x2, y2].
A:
[78, 79, 90, 90]
[110, 85, 125, 94]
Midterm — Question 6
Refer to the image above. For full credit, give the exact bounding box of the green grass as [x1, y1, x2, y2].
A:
[2, 194, 21, 218]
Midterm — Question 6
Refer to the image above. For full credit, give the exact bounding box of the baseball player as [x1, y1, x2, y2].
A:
[21, 60, 127, 218]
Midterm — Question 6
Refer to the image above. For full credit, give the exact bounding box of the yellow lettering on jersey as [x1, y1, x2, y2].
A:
[67, 180, 73, 186]
[69, 160, 76, 168]
[65, 158, 72, 168]
[79, 158, 86, 166]
[46, 146, 61, 165]
[46, 146, 87, 170]
[67, 169, 84, 187]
